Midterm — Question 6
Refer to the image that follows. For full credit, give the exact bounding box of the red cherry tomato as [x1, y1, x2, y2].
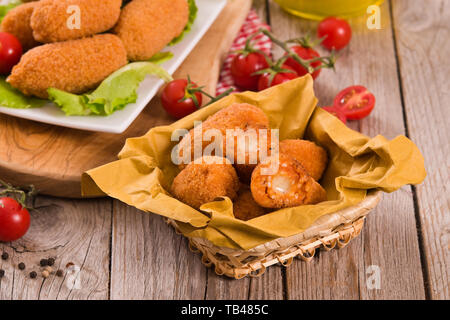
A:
[0, 32, 23, 75]
[231, 52, 269, 91]
[161, 79, 202, 119]
[284, 45, 322, 79]
[0, 197, 30, 242]
[333, 85, 375, 120]
[257, 65, 298, 91]
[317, 17, 352, 51]
[322, 106, 347, 124]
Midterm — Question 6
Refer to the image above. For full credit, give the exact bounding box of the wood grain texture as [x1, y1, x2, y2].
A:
[0, 197, 111, 300]
[209, 0, 284, 299]
[110, 201, 207, 300]
[202, 0, 285, 300]
[269, 0, 425, 299]
[108, 0, 257, 300]
[392, 0, 450, 299]
[2, 0, 445, 301]
[0, 0, 252, 198]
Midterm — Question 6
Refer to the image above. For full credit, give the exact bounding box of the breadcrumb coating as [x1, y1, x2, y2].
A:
[0, 2, 40, 51]
[251, 154, 327, 208]
[31, 0, 122, 43]
[171, 156, 240, 210]
[7, 34, 127, 99]
[233, 186, 267, 221]
[114, 0, 189, 61]
[207, 103, 270, 130]
[176, 103, 271, 177]
[279, 139, 328, 181]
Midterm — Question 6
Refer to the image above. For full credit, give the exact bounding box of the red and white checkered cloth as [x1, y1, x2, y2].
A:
[215, 10, 272, 96]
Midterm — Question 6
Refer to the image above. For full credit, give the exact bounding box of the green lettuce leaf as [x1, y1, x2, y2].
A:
[0, 77, 46, 109]
[148, 51, 174, 64]
[168, 0, 198, 46]
[48, 62, 173, 116]
[0, 0, 22, 23]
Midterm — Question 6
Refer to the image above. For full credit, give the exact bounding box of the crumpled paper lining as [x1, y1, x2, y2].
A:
[82, 75, 426, 250]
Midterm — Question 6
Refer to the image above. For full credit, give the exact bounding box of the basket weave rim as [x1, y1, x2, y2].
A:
[168, 190, 382, 279]
[187, 190, 382, 254]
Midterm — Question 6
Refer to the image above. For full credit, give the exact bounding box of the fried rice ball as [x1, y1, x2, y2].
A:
[171, 156, 240, 210]
[7, 34, 127, 99]
[176, 103, 271, 180]
[251, 154, 327, 209]
[0, 2, 40, 51]
[232, 128, 275, 183]
[31, 0, 122, 43]
[206, 102, 270, 130]
[114, 0, 189, 61]
[279, 139, 328, 181]
[233, 186, 268, 221]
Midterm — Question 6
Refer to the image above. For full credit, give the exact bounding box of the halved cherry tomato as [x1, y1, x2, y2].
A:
[317, 17, 352, 51]
[0, 197, 30, 242]
[231, 52, 269, 91]
[284, 45, 322, 79]
[161, 79, 202, 119]
[322, 106, 347, 124]
[257, 65, 298, 91]
[0, 32, 23, 75]
[333, 85, 375, 120]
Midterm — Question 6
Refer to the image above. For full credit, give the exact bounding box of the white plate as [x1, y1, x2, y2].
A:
[0, 0, 226, 133]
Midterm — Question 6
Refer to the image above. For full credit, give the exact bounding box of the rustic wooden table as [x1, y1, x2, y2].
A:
[0, 0, 448, 300]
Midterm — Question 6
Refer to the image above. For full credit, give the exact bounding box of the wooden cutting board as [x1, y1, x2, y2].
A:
[0, 0, 252, 198]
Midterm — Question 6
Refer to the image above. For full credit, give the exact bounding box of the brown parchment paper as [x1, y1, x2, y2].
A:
[81, 75, 426, 250]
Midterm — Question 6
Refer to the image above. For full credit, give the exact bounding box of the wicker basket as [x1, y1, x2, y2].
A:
[167, 190, 382, 279]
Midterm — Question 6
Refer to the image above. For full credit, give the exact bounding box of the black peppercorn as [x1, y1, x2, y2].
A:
[47, 258, 55, 266]
[29, 271, 37, 279]
[1, 252, 8, 260]
[0, 269, 5, 278]
[18, 262, 26, 270]
[56, 269, 64, 277]
[39, 259, 48, 267]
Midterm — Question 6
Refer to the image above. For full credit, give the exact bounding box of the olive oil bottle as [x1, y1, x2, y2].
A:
[274, 0, 384, 20]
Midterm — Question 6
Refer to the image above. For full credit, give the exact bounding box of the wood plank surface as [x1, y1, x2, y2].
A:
[392, 0, 449, 299]
[108, 0, 264, 300]
[268, 0, 426, 299]
[203, 0, 285, 301]
[110, 201, 207, 300]
[1, 0, 446, 300]
[0, 197, 111, 300]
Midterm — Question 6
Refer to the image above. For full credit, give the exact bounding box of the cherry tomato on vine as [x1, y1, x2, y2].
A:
[284, 45, 322, 79]
[322, 106, 347, 124]
[231, 52, 269, 91]
[161, 79, 203, 119]
[333, 85, 375, 120]
[0, 197, 30, 242]
[317, 17, 352, 51]
[0, 32, 22, 75]
[257, 65, 298, 91]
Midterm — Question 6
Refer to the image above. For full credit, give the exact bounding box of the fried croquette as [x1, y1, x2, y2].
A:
[176, 103, 271, 176]
[0, 2, 40, 51]
[251, 154, 327, 208]
[233, 186, 267, 221]
[7, 34, 127, 99]
[114, 0, 189, 61]
[207, 103, 270, 130]
[279, 139, 328, 181]
[171, 156, 240, 210]
[31, 0, 122, 43]
[232, 128, 274, 183]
